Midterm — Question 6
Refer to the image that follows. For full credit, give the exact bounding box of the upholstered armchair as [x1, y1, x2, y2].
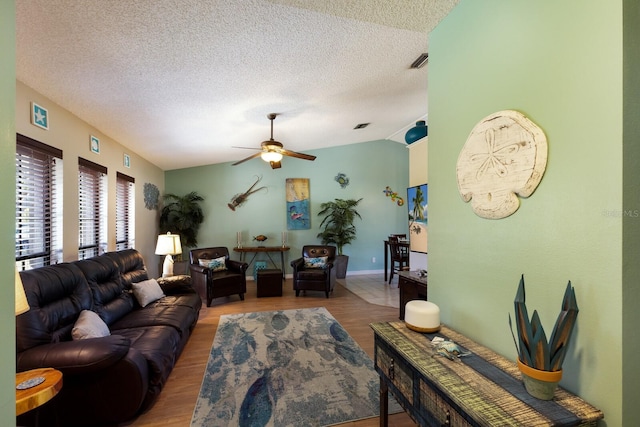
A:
[189, 247, 248, 306]
[290, 245, 336, 298]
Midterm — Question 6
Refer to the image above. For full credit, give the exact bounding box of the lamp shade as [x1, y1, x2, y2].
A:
[405, 120, 428, 145]
[261, 151, 283, 162]
[155, 232, 182, 256]
[15, 269, 30, 316]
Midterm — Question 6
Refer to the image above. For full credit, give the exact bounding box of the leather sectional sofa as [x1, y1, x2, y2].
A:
[16, 249, 202, 426]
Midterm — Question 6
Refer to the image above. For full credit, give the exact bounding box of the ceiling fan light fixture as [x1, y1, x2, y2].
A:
[261, 151, 283, 162]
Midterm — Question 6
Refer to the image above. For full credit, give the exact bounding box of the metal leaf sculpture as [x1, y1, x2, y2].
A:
[509, 275, 579, 372]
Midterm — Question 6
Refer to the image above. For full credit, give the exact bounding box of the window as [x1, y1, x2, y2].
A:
[116, 172, 135, 250]
[78, 158, 107, 259]
[15, 134, 63, 270]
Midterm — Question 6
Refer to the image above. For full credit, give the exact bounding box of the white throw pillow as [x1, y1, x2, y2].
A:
[72, 310, 110, 340]
[198, 258, 213, 267]
[131, 278, 166, 307]
[304, 256, 328, 268]
[208, 256, 227, 272]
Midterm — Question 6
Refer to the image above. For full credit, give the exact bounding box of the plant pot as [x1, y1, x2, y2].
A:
[334, 255, 349, 279]
[517, 359, 562, 400]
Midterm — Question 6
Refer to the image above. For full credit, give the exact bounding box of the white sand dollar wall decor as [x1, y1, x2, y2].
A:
[456, 110, 547, 219]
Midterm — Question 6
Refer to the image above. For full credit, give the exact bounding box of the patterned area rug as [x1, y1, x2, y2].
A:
[191, 307, 399, 427]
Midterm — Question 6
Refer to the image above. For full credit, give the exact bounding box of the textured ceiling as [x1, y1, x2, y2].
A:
[16, 0, 459, 170]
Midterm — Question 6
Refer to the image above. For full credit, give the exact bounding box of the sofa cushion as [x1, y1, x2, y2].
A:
[109, 305, 198, 338]
[72, 310, 110, 340]
[17, 263, 94, 351]
[113, 325, 181, 397]
[132, 279, 165, 307]
[75, 256, 135, 326]
[103, 249, 149, 289]
[297, 270, 329, 280]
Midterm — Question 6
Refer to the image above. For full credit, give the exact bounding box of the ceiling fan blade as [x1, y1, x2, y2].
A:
[279, 148, 316, 161]
[232, 152, 262, 166]
[232, 146, 261, 151]
[269, 160, 282, 169]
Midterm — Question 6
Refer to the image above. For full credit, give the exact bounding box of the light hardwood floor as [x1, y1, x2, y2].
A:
[120, 274, 416, 427]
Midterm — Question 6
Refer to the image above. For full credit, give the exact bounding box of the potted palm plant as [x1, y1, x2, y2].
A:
[159, 192, 205, 268]
[509, 275, 579, 400]
[316, 198, 362, 278]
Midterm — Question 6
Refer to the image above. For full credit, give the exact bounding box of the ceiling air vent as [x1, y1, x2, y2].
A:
[354, 123, 370, 130]
[410, 53, 429, 69]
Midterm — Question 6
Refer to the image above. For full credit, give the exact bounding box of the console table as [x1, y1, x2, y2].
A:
[233, 246, 290, 279]
[371, 321, 603, 427]
[397, 271, 427, 320]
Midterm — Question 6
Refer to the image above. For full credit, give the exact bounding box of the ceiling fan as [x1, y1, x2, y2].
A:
[231, 113, 316, 169]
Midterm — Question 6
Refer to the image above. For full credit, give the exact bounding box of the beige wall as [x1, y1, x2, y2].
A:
[16, 81, 166, 276]
[408, 137, 428, 270]
[408, 137, 427, 187]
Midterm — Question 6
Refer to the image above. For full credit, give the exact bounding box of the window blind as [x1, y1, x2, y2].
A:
[16, 134, 63, 270]
[116, 172, 135, 250]
[78, 158, 107, 259]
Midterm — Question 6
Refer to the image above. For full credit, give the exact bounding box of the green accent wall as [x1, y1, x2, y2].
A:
[429, 0, 629, 424]
[165, 139, 409, 273]
[622, 0, 640, 425]
[0, 0, 15, 420]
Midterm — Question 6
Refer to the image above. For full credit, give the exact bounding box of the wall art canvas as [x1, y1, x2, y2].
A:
[90, 135, 100, 154]
[286, 178, 310, 230]
[31, 102, 49, 130]
[407, 184, 428, 253]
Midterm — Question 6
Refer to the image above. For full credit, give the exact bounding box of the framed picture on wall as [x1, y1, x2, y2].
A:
[286, 178, 311, 230]
[407, 184, 428, 253]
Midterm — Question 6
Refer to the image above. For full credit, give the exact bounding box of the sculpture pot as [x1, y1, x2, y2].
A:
[517, 359, 562, 400]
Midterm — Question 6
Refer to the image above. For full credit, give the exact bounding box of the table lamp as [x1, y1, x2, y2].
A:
[155, 232, 182, 277]
[15, 269, 29, 316]
[15, 269, 46, 390]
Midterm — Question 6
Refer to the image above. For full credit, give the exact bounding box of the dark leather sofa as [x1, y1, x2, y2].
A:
[16, 249, 202, 427]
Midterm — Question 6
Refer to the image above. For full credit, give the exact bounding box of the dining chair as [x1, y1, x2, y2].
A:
[388, 236, 410, 284]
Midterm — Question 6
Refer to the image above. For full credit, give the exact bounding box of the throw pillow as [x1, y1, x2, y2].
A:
[131, 278, 166, 307]
[304, 256, 328, 268]
[208, 256, 227, 272]
[198, 258, 213, 267]
[72, 310, 110, 340]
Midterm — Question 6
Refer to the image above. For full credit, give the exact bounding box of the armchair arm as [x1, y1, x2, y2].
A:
[156, 275, 193, 295]
[227, 259, 248, 273]
[189, 264, 207, 275]
[17, 335, 131, 375]
[290, 257, 304, 271]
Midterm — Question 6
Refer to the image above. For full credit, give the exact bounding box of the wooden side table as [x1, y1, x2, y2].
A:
[16, 368, 63, 416]
[397, 271, 428, 320]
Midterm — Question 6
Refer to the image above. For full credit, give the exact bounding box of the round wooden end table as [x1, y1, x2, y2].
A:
[16, 368, 63, 416]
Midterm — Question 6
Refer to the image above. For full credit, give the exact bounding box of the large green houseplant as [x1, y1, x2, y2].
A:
[316, 198, 362, 278]
[159, 192, 205, 259]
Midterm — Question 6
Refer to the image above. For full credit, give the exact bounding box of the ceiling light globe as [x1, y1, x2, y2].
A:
[261, 152, 283, 162]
